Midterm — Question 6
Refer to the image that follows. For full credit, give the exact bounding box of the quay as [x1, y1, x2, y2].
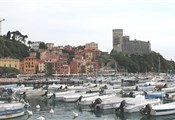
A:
[0, 78, 84, 86]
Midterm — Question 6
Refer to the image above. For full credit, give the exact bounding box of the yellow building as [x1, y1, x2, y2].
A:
[85, 52, 93, 60]
[85, 42, 98, 50]
[0, 58, 20, 70]
[38, 61, 45, 73]
[23, 57, 38, 74]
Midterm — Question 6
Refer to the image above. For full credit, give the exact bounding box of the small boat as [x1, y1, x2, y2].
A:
[77, 94, 114, 106]
[162, 86, 175, 93]
[100, 88, 122, 95]
[145, 91, 166, 99]
[142, 102, 175, 116]
[89, 96, 133, 110]
[47, 90, 76, 100]
[0, 102, 25, 119]
[123, 95, 161, 113]
[63, 92, 99, 102]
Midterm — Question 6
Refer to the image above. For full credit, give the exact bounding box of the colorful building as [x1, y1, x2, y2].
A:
[23, 57, 38, 74]
[38, 61, 45, 73]
[85, 42, 98, 50]
[0, 57, 20, 70]
[53, 61, 70, 75]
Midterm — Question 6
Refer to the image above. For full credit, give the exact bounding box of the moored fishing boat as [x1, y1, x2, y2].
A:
[123, 95, 161, 113]
[89, 96, 133, 110]
[141, 101, 175, 116]
[77, 94, 115, 106]
[0, 102, 25, 119]
[46, 90, 76, 100]
[63, 92, 99, 102]
[145, 91, 166, 99]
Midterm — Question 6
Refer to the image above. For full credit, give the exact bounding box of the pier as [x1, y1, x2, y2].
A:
[0, 78, 84, 87]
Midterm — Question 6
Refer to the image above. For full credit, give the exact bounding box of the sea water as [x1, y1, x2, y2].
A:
[8, 96, 175, 120]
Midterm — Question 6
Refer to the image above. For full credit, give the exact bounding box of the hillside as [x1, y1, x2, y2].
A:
[97, 50, 175, 73]
[0, 35, 29, 60]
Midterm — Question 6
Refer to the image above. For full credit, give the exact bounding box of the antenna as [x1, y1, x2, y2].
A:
[0, 18, 5, 36]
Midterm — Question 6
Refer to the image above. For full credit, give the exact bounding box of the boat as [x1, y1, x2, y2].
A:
[145, 91, 166, 99]
[0, 102, 25, 119]
[77, 94, 115, 106]
[142, 101, 175, 116]
[63, 92, 99, 102]
[100, 88, 122, 95]
[46, 90, 76, 100]
[123, 95, 161, 113]
[89, 96, 133, 110]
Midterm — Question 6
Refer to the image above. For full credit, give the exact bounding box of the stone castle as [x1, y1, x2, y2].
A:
[113, 29, 151, 55]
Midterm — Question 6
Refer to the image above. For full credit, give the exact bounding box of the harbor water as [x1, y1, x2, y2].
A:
[8, 95, 175, 120]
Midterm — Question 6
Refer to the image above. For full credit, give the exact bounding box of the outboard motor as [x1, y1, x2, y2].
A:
[135, 86, 138, 91]
[140, 104, 152, 115]
[77, 96, 83, 102]
[115, 100, 126, 113]
[49, 93, 56, 99]
[99, 89, 104, 95]
[89, 98, 102, 109]
[42, 91, 48, 97]
[64, 86, 68, 90]
[129, 91, 134, 97]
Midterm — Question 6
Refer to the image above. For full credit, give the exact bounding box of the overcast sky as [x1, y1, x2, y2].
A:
[0, 0, 175, 60]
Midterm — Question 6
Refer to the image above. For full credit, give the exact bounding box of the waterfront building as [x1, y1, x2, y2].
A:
[23, 57, 38, 74]
[70, 60, 79, 74]
[0, 57, 20, 70]
[113, 29, 151, 55]
[53, 60, 70, 75]
[38, 61, 45, 73]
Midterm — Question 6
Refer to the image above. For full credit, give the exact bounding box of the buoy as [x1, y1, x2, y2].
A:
[72, 111, 78, 119]
[37, 116, 45, 120]
[50, 108, 54, 114]
[36, 105, 40, 109]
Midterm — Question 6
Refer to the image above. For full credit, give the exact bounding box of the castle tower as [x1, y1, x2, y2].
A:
[113, 29, 123, 53]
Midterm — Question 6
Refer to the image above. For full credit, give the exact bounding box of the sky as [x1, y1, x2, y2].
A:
[0, 0, 175, 60]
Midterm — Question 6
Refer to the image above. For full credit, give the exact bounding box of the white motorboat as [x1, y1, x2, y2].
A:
[77, 94, 115, 106]
[100, 88, 122, 95]
[123, 95, 161, 113]
[150, 102, 175, 116]
[47, 90, 76, 100]
[63, 92, 99, 102]
[141, 101, 175, 116]
[0, 102, 25, 119]
[89, 96, 133, 110]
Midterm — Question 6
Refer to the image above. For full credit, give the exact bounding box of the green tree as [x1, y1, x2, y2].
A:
[39, 42, 48, 49]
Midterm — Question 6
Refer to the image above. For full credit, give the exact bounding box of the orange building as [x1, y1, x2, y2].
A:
[23, 57, 38, 74]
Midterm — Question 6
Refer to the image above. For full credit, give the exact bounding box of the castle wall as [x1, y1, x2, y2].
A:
[122, 40, 151, 55]
[113, 29, 151, 55]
